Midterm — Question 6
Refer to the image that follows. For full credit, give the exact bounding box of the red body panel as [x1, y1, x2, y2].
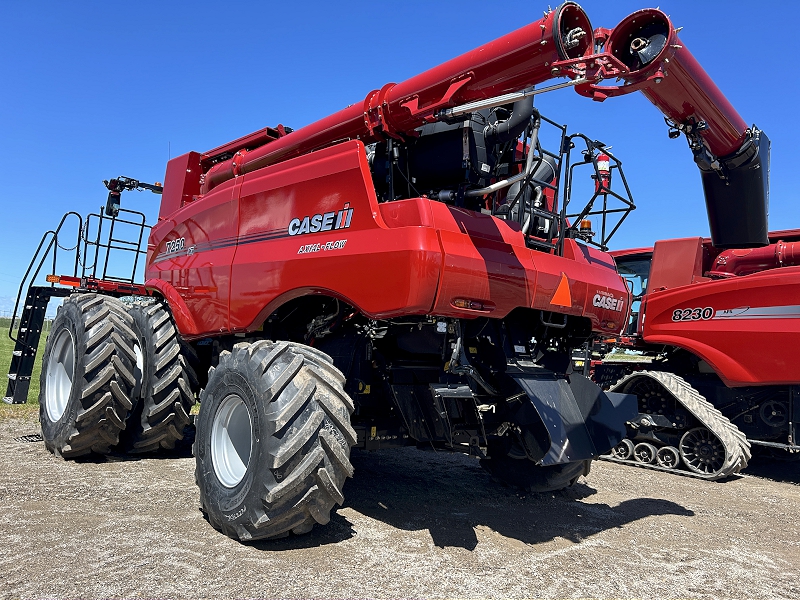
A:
[146, 141, 629, 338]
[613, 232, 800, 387]
[643, 267, 800, 387]
[147, 178, 240, 335]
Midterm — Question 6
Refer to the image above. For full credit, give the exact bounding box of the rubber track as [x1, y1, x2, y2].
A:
[55, 294, 137, 458]
[199, 340, 355, 541]
[608, 371, 751, 481]
[127, 299, 196, 453]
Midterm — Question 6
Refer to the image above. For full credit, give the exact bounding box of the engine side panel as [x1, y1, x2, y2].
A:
[148, 140, 629, 337]
[229, 141, 442, 329]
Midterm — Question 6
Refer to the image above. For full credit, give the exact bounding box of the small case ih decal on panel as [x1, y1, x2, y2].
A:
[288, 203, 353, 236]
[592, 292, 625, 312]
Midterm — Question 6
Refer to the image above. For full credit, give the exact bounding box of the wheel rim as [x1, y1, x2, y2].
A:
[656, 445, 680, 469]
[628, 378, 671, 415]
[45, 328, 75, 422]
[633, 442, 656, 464]
[611, 438, 635, 460]
[680, 427, 725, 475]
[211, 394, 253, 488]
[759, 400, 788, 427]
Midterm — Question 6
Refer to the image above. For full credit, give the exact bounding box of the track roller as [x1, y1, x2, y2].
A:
[602, 371, 751, 480]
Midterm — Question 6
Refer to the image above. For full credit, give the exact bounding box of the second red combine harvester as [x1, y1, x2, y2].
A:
[5, 2, 770, 541]
[594, 230, 799, 479]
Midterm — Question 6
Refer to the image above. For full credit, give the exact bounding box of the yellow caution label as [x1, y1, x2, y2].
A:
[370, 426, 377, 438]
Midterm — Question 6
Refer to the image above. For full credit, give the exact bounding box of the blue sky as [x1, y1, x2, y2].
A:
[0, 1, 797, 305]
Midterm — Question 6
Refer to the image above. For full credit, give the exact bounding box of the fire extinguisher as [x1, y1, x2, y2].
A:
[594, 152, 611, 194]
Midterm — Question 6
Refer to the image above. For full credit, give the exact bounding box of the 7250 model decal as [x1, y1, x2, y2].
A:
[672, 307, 713, 322]
[165, 237, 185, 253]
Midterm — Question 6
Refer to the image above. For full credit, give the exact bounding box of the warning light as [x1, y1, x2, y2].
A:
[453, 298, 484, 310]
[451, 298, 494, 312]
[45, 275, 60, 283]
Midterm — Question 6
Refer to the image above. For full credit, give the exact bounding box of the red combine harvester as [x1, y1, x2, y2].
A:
[5, 3, 770, 540]
[594, 230, 800, 479]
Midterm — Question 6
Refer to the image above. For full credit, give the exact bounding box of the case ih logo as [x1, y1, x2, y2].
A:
[593, 292, 624, 312]
[288, 203, 354, 236]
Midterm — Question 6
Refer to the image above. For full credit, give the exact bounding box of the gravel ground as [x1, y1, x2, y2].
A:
[1, 411, 799, 600]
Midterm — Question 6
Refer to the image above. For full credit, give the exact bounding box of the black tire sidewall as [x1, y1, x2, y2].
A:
[126, 302, 151, 403]
[39, 300, 86, 453]
[195, 365, 269, 523]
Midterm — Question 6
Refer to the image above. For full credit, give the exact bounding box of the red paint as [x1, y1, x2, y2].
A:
[643, 268, 800, 386]
[146, 141, 628, 338]
[575, 9, 748, 158]
[613, 230, 800, 386]
[707, 241, 800, 278]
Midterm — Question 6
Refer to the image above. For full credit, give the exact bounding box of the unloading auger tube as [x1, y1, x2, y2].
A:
[193, 3, 768, 252]
[200, 2, 593, 193]
[568, 8, 770, 249]
[605, 371, 751, 480]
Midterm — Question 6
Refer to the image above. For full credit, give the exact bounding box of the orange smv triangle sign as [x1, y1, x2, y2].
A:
[550, 272, 572, 307]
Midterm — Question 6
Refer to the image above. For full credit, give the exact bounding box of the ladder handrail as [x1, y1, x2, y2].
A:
[8, 212, 83, 343]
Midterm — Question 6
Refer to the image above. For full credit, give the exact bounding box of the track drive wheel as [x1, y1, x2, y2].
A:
[195, 340, 356, 541]
[39, 294, 138, 458]
[120, 299, 197, 453]
[680, 427, 726, 476]
[480, 437, 591, 493]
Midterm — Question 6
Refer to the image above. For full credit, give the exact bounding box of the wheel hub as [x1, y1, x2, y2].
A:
[211, 394, 253, 488]
[45, 328, 75, 422]
[680, 427, 725, 475]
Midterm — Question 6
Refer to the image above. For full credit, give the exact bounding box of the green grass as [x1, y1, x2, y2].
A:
[0, 319, 48, 420]
[602, 351, 654, 363]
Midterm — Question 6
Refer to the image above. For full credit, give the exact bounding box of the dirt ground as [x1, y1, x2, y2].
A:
[1, 411, 799, 600]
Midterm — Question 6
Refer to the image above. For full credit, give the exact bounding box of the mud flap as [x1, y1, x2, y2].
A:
[508, 369, 637, 466]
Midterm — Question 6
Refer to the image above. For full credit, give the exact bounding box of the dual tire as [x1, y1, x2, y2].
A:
[40, 295, 583, 539]
[39, 294, 138, 458]
[120, 299, 197, 453]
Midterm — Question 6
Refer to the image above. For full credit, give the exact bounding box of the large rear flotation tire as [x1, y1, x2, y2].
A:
[480, 437, 591, 492]
[39, 294, 138, 458]
[120, 299, 197, 453]
[194, 340, 356, 541]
